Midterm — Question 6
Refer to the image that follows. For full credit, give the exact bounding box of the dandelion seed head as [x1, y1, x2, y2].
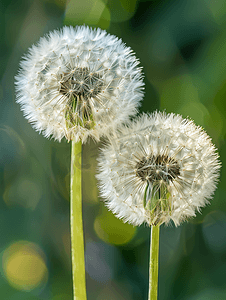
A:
[15, 26, 144, 142]
[97, 112, 221, 226]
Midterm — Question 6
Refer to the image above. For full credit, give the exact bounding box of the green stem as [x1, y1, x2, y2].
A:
[148, 225, 160, 300]
[70, 140, 87, 300]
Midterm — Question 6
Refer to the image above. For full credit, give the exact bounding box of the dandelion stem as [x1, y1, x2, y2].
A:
[70, 140, 87, 300]
[148, 225, 160, 300]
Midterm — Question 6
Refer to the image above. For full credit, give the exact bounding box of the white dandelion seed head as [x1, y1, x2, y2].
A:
[97, 112, 221, 227]
[15, 25, 144, 142]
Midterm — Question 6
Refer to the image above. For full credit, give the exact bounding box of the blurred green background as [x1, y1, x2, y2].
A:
[0, 0, 226, 299]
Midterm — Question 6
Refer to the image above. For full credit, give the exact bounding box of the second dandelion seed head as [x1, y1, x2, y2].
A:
[97, 112, 221, 227]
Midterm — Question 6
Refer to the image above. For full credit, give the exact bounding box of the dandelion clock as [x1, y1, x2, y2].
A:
[15, 25, 144, 143]
[15, 25, 144, 300]
[97, 112, 221, 300]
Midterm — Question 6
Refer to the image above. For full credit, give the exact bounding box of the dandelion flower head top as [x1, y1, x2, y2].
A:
[15, 26, 144, 142]
[97, 112, 221, 226]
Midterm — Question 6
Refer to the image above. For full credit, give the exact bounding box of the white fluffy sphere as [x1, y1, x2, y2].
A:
[15, 26, 144, 142]
[97, 112, 221, 226]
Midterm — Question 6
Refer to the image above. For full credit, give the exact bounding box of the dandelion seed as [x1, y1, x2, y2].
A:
[15, 26, 144, 142]
[97, 112, 221, 226]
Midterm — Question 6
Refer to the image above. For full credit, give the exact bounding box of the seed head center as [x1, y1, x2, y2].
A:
[136, 154, 180, 183]
[60, 67, 103, 100]
[59, 67, 103, 133]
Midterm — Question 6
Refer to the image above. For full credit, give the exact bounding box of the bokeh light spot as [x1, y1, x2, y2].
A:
[64, 0, 110, 29]
[2, 241, 48, 291]
[160, 73, 211, 126]
[107, 0, 136, 22]
[160, 74, 199, 113]
[94, 206, 136, 245]
[3, 178, 42, 210]
[178, 101, 210, 127]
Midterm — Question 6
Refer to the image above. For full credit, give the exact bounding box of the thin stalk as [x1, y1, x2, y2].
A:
[70, 140, 87, 300]
[148, 225, 160, 300]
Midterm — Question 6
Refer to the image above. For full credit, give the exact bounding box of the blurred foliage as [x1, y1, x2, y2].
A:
[1, 0, 226, 299]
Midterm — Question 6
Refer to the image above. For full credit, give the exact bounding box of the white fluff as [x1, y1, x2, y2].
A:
[15, 26, 144, 142]
[97, 112, 221, 226]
